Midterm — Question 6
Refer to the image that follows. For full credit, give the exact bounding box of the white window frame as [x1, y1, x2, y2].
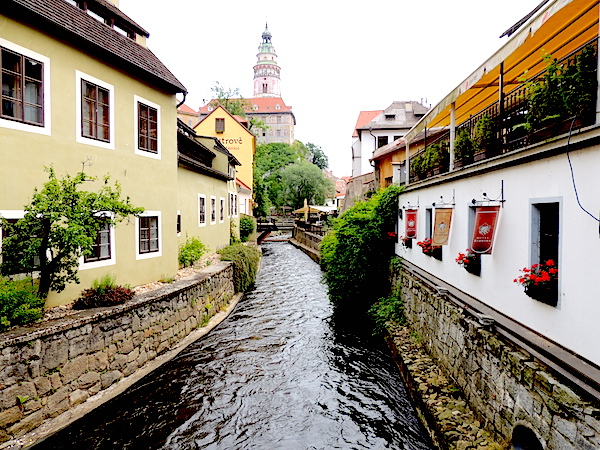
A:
[219, 197, 225, 223]
[75, 70, 115, 149]
[0, 39, 51, 136]
[134, 95, 161, 159]
[135, 211, 162, 260]
[234, 194, 238, 217]
[210, 196, 217, 224]
[198, 194, 207, 227]
[80, 212, 116, 270]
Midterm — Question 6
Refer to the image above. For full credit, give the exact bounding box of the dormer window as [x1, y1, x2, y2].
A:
[275, 104, 281, 110]
[86, 9, 106, 24]
[253, 105, 258, 111]
[385, 114, 395, 120]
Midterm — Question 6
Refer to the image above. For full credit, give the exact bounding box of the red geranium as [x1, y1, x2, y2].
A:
[514, 259, 558, 288]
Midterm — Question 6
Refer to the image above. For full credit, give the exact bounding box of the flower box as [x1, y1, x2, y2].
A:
[455, 249, 481, 276]
[524, 280, 558, 306]
[514, 260, 558, 306]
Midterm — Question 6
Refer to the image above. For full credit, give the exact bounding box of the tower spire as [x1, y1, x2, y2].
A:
[253, 23, 281, 98]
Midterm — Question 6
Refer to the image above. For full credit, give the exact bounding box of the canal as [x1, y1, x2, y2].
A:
[35, 242, 432, 449]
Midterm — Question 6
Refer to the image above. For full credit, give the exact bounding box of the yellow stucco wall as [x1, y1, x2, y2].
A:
[194, 106, 255, 191]
[0, 17, 180, 306]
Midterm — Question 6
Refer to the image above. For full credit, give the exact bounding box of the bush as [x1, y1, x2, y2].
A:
[178, 236, 208, 268]
[321, 184, 403, 311]
[0, 277, 44, 331]
[368, 290, 404, 335]
[72, 274, 134, 309]
[217, 243, 261, 292]
[239, 215, 255, 242]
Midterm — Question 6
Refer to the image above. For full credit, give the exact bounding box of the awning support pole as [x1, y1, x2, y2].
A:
[449, 102, 456, 171]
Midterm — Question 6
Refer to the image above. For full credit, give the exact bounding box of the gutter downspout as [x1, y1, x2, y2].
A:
[176, 92, 187, 109]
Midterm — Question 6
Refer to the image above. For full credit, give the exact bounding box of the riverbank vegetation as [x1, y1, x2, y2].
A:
[217, 243, 261, 292]
[321, 185, 403, 317]
[0, 277, 44, 331]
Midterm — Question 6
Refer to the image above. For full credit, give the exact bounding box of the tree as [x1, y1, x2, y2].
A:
[0, 169, 143, 298]
[210, 82, 249, 117]
[281, 161, 335, 210]
[305, 142, 329, 169]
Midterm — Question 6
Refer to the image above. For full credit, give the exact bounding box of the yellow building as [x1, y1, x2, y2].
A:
[194, 105, 256, 214]
[177, 120, 240, 251]
[0, 0, 186, 306]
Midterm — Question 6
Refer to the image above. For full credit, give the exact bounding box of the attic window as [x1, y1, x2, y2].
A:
[86, 9, 107, 24]
[385, 114, 395, 120]
[253, 105, 258, 111]
[207, 106, 214, 112]
[275, 104, 281, 110]
[215, 117, 225, 133]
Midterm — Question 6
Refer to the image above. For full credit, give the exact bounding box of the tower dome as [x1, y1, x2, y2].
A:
[253, 23, 281, 98]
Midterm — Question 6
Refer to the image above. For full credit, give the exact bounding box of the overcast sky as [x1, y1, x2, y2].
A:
[121, 0, 542, 177]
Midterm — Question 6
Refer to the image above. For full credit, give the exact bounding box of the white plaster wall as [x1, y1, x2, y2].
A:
[396, 143, 600, 364]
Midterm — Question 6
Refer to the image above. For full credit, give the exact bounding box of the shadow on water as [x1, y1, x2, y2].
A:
[35, 242, 432, 450]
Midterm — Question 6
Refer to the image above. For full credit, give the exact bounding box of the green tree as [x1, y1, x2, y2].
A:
[0, 169, 143, 298]
[281, 161, 334, 210]
[210, 82, 249, 117]
[305, 142, 329, 169]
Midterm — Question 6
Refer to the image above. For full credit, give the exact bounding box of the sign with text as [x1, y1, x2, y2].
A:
[470, 206, 500, 254]
[432, 208, 453, 246]
[405, 209, 418, 239]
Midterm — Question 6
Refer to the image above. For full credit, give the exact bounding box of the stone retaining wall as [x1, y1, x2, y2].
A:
[395, 266, 600, 449]
[0, 262, 235, 447]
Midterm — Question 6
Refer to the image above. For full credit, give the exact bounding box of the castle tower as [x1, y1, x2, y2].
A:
[253, 23, 281, 98]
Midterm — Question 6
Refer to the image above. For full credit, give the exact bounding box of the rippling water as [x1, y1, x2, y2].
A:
[36, 242, 431, 449]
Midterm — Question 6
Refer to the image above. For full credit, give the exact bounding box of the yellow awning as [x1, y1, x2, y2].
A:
[405, 0, 598, 143]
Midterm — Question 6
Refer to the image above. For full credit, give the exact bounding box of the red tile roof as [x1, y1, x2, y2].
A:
[178, 104, 198, 115]
[236, 178, 252, 191]
[199, 97, 293, 114]
[352, 110, 383, 137]
[6, 0, 186, 94]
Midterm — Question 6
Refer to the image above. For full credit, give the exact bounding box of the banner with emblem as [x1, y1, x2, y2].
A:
[470, 206, 500, 254]
[405, 209, 418, 239]
[432, 208, 453, 246]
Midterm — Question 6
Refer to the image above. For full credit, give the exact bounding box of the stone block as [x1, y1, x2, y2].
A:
[117, 338, 134, 355]
[523, 361, 543, 388]
[553, 383, 584, 412]
[61, 355, 89, 384]
[69, 389, 89, 407]
[3, 382, 37, 408]
[534, 370, 558, 394]
[88, 351, 109, 372]
[549, 427, 576, 450]
[7, 409, 44, 436]
[553, 416, 578, 442]
[110, 353, 128, 370]
[123, 361, 138, 377]
[49, 373, 62, 390]
[89, 382, 101, 396]
[24, 398, 42, 413]
[46, 386, 70, 418]
[0, 406, 22, 428]
[41, 339, 68, 371]
[68, 334, 91, 359]
[77, 371, 100, 389]
[33, 376, 52, 396]
[127, 348, 140, 363]
[100, 370, 122, 389]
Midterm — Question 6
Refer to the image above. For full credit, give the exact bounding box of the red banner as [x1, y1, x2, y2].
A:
[405, 209, 418, 239]
[470, 206, 500, 254]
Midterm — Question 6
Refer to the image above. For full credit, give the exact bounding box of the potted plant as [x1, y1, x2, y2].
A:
[400, 235, 412, 249]
[473, 115, 496, 161]
[453, 128, 475, 167]
[455, 248, 481, 276]
[410, 153, 425, 180]
[417, 238, 442, 259]
[514, 259, 558, 305]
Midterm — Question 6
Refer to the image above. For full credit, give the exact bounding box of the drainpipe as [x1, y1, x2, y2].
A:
[450, 102, 456, 171]
[176, 92, 187, 109]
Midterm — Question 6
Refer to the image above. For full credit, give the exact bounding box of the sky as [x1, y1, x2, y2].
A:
[121, 0, 543, 177]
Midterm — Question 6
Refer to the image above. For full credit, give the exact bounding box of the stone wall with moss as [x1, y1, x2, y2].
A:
[0, 262, 235, 445]
[395, 266, 600, 449]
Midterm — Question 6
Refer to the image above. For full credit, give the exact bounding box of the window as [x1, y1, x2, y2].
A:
[385, 176, 393, 187]
[176, 211, 181, 235]
[81, 80, 109, 141]
[530, 200, 560, 305]
[234, 194, 238, 216]
[377, 136, 389, 148]
[198, 195, 206, 226]
[1, 47, 43, 127]
[277, 115, 282, 124]
[84, 221, 111, 263]
[262, 83, 267, 93]
[220, 198, 225, 222]
[210, 196, 216, 224]
[425, 208, 433, 239]
[229, 193, 234, 217]
[136, 213, 161, 260]
[215, 117, 225, 133]
[138, 102, 158, 153]
[385, 114, 395, 120]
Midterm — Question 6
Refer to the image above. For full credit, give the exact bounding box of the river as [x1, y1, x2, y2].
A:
[35, 242, 432, 449]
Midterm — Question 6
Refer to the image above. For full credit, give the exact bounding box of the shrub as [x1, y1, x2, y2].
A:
[239, 215, 255, 242]
[321, 184, 404, 311]
[217, 243, 261, 292]
[368, 290, 404, 335]
[178, 236, 208, 268]
[0, 277, 44, 331]
[454, 128, 475, 162]
[73, 274, 134, 309]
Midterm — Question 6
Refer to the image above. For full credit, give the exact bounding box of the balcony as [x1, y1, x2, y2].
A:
[409, 39, 598, 184]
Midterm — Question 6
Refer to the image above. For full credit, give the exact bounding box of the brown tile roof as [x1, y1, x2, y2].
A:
[199, 97, 294, 116]
[94, 0, 148, 35]
[5, 0, 186, 94]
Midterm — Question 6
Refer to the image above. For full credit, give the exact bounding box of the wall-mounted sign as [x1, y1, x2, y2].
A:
[405, 209, 418, 238]
[470, 206, 500, 254]
[432, 208, 453, 246]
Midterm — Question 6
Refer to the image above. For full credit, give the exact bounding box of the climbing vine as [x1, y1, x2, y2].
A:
[321, 184, 404, 311]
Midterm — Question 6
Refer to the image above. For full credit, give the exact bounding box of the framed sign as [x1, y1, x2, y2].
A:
[470, 206, 500, 254]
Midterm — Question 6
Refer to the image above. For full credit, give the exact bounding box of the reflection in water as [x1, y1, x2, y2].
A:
[36, 242, 431, 449]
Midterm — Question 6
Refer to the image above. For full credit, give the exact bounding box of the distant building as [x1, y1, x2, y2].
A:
[351, 101, 428, 177]
[198, 24, 296, 145]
